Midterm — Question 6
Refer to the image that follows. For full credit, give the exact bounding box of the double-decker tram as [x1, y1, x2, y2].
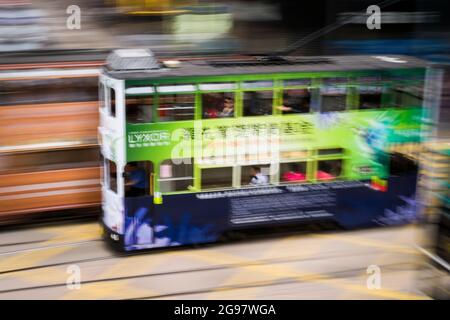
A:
[99, 49, 429, 251]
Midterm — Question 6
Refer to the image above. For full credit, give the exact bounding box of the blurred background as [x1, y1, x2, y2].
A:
[0, 0, 448, 300]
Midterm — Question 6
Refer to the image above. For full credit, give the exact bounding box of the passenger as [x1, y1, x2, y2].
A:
[249, 166, 269, 186]
[277, 90, 310, 114]
[203, 106, 219, 118]
[218, 97, 234, 118]
[125, 162, 147, 197]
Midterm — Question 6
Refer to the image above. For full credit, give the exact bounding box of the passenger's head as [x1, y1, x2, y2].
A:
[224, 97, 234, 109]
[250, 166, 261, 176]
[127, 162, 139, 170]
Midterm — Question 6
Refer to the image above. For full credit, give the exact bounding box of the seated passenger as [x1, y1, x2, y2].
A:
[125, 162, 147, 197]
[249, 166, 269, 186]
[277, 90, 310, 114]
[204, 106, 219, 118]
[218, 97, 234, 118]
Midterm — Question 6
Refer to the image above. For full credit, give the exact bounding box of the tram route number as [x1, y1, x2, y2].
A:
[174, 304, 276, 317]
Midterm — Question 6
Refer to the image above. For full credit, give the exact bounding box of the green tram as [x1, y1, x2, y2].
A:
[99, 50, 429, 251]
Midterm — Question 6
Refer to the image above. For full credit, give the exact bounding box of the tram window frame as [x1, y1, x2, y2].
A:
[240, 164, 271, 187]
[358, 86, 383, 110]
[316, 159, 343, 181]
[157, 92, 196, 122]
[242, 90, 274, 117]
[320, 86, 347, 112]
[159, 158, 194, 193]
[124, 161, 154, 197]
[391, 85, 423, 108]
[125, 94, 155, 124]
[201, 167, 233, 190]
[279, 88, 311, 114]
[201, 91, 235, 119]
[106, 159, 118, 193]
[280, 161, 308, 184]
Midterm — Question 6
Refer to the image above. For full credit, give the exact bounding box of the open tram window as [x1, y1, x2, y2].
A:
[109, 87, 116, 117]
[317, 159, 342, 180]
[392, 86, 423, 108]
[389, 152, 418, 176]
[280, 162, 307, 183]
[124, 161, 153, 197]
[201, 167, 233, 190]
[359, 87, 382, 110]
[159, 158, 193, 192]
[320, 86, 347, 112]
[243, 91, 273, 116]
[158, 94, 195, 122]
[279, 89, 310, 114]
[126, 95, 154, 123]
[106, 159, 117, 193]
[241, 164, 270, 186]
[202, 92, 235, 119]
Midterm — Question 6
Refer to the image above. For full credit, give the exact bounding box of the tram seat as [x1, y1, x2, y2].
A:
[282, 171, 306, 182]
[316, 170, 335, 180]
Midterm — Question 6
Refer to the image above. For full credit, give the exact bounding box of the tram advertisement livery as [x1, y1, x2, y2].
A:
[99, 50, 427, 251]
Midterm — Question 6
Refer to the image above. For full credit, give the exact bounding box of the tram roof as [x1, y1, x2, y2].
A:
[103, 55, 427, 81]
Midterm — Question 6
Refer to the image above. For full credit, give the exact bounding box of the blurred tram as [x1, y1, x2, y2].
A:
[99, 49, 434, 251]
[0, 53, 105, 223]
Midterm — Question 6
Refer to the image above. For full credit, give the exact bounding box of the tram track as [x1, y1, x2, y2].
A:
[0, 245, 422, 296]
[0, 238, 103, 257]
[131, 261, 424, 300]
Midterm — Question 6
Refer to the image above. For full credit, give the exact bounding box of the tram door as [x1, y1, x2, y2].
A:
[124, 161, 156, 246]
[124, 161, 154, 198]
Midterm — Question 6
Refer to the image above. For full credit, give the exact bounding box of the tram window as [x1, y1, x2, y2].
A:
[159, 159, 193, 192]
[124, 161, 153, 197]
[107, 160, 118, 193]
[317, 159, 342, 180]
[243, 91, 273, 116]
[126, 96, 154, 123]
[110, 88, 116, 117]
[279, 89, 310, 114]
[392, 88, 423, 108]
[359, 87, 382, 110]
[317, 148, 343, 156]
[201, 167, 233, 190]
[360, 93, 382, 110]
[320, 87, 347, 112]
[280, 162, 307, 183]
[241, 164, 270, 186]
[202, 92, 234, 119]
[158, 94, 195, 122]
